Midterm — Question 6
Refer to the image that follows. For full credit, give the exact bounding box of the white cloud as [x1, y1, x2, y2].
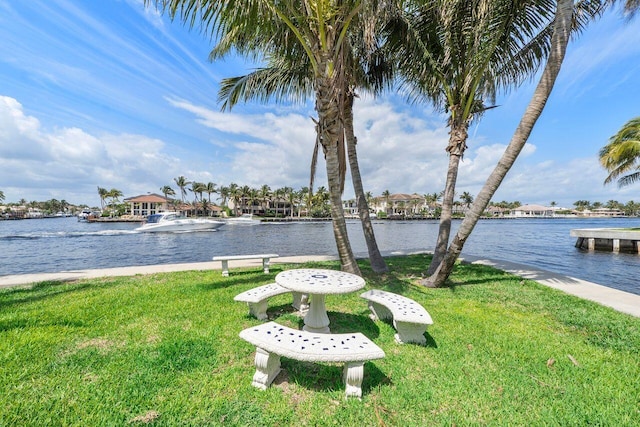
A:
[0, 96, 209, 205]
[2, 91, 637, 209]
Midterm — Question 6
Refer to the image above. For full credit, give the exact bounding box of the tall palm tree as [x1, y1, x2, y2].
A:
[425, 0, 594, 287]
[460, 191, 473, 210]
[387, 0, 564, 275]
[205, 182, 217, 202]
[189, 182, 206, 203]
[160, 185, 176, 200]
[151, 0, 372, 275]
[228, 183, 240, 216]
[97, 187, 108, 210]
[259, 185, 272, 214]
[220, 61, 388, 271]
[218, 185, 230, 207]
[599, 117, 640, 187]
[173, 176, 190, 203]
[107, 189, 123, 210]
[0, 190, 4, 204]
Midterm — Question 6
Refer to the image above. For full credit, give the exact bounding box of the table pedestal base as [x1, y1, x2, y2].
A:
[303, 294, 330, 334]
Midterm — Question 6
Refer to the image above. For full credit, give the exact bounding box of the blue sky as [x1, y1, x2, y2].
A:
[1, 0, 639, 208]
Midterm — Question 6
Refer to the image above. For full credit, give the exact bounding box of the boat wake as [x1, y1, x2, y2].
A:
[0, 230, 139, 240]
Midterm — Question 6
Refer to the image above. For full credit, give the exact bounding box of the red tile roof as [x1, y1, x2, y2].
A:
[124, 193, 170, 203]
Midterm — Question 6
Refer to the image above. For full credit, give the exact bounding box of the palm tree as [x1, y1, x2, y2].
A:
[228, 183, 240, 216]
[599, 117, 640, 188]
[0, 190, 4, 204]
[379, 190, 391, 217]
[205, 182, 217, 202]
[106, 189, 123, 213]
[189, 182, 206, 204]
[259, 185, 272, 214]
[460, 192, 474, 210]
[218, 185, 230, 207]
[97, 187, 108, 210]
[160, 185, 176, 200]
[174, 176, 191, 203]
[248, 187, 260, 214]
[387, 0, 566, 276]
[574, 200, 591, 211]
[425, 0, 583, 287]
[342, 91, 388, 271]
[151, 0, 370, 275]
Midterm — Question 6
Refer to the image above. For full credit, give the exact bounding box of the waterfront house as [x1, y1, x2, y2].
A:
[511, 204, 555, 217]
[579, 208, 625, 217]
[124, 194, 173, 217]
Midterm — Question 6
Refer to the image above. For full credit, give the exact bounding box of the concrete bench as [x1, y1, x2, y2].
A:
[212, 254, 279, 276]
[239, 321, 385, 399]
[360, 289, 433, 345]
[234, 283, 309, 320]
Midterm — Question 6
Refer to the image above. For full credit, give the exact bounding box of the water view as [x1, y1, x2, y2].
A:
[1, 216, 638, 296]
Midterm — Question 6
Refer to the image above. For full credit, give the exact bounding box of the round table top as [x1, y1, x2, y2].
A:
[275, 268, 365, 295]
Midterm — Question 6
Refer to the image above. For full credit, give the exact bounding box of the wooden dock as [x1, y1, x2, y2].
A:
[570, 228, 640, 253]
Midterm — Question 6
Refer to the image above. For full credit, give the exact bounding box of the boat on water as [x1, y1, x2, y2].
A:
[77, 209, 94, 222]
[135, 212, 225, 232]
[223, 214, 263, 225]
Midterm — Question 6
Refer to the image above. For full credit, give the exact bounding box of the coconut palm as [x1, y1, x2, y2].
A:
[259, 185, 272, 213]
[599, 117, 640, 188]
[0, 190, 4, 204]
[160, 185, 176, 200]
[189, 182, 206, 204]
[425, 0, 595, 287]
[174, 176, 191, 203]
[97, 187, 108, 210]
[205, 182, 217, 202]
[460, 191, 474, 210]
[107, 189, 123, 211]
[228, 183, 240, 216]
[219, 59, 388, 271]
[218, 185, 230, 207]
[150, 0, 375, 274]
[387, 0, 569, 275]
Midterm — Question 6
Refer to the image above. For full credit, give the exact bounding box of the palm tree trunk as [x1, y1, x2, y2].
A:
[315, 73, 361, 275]
[423, 0, 573, 287]
[427, 120, 468, 275]
[344, 93, 388, 273]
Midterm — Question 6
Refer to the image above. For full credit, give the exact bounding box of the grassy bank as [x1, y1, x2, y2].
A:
[1, 255, 638, 425]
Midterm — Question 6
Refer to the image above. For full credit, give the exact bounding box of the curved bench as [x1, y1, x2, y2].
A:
[360, 289, 433, 345]
[239, 322, 385, 398]
[234, 283, 308, 320]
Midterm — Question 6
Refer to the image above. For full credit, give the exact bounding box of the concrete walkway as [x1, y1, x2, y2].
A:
[1, 252, 638, 318]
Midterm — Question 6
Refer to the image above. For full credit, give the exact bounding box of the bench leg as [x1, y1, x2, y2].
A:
[343, 362, 365, 399]
[221, 260, 229, 277]
[394, 320, 427, 345]
[247, 301, 269, 320]
[262, 257, 270, 274]
[291, 292, 309, 313]
[251, 347, 281, 390]
[367, 302, 393, 322]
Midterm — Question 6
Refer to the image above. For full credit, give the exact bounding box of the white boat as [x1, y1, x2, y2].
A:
[223, 214, 263, 225]
[135, 212, 224, 233]
[77, 209, 92, 222]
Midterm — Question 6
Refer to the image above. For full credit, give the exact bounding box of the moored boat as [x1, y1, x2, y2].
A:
[135, 212, 224, 232]
[223, 214, 263, 225]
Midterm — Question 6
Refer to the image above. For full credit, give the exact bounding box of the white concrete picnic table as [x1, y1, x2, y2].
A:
[275, 268, 365, 334]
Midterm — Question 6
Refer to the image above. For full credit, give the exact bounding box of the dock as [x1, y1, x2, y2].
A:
[570, 228, 640, 253]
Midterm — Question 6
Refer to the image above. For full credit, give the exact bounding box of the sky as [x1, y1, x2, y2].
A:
[1, 0, 640, 209]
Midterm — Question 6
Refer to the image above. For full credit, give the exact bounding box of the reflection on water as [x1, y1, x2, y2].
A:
[1, 216, 638, 295]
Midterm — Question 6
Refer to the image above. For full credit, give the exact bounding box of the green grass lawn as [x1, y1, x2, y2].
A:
[1, 255, 638, 426]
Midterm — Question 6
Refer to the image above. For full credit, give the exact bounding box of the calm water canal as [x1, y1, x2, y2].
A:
[1, 217, 638, 295]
